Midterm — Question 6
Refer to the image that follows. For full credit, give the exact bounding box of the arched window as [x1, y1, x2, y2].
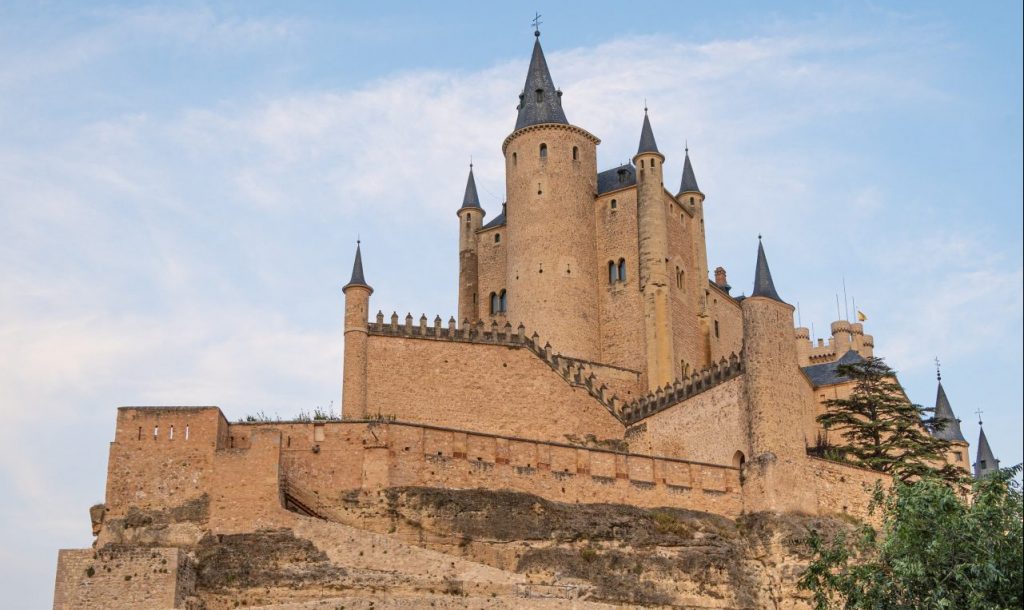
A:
[572, 146, 579, 160]
[494, 233, 501, 243]
[490, 292, 498, 315]
[499, 289, 507, 313]
[610, 199, 617, 210]
[608, 261, 617, 284]
[690, 196, 695, 205]
[539, 143, 547, 158]
[465, 213, 471, 224]
[676, 267, 683, 289]
[617, 259, 627, 283]
[640, 159, 644, 168]
[733, 451, 746, 470]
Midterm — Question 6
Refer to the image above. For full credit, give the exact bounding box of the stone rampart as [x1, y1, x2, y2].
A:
[809, 457, 886, 519]
[53, 546, 198, 610]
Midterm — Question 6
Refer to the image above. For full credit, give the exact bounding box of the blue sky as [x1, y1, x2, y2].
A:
[1, 2, 1021, 606]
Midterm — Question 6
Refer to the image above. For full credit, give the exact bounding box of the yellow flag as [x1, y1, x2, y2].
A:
[856, 310, 867, 322]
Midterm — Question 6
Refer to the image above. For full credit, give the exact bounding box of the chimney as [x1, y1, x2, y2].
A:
[714, 267, 731, 293]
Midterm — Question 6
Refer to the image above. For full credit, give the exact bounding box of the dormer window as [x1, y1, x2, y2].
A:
[535, 89, 543, 102]
[617, 169, 629, 184]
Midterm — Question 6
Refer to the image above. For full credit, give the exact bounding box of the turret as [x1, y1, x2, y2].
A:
[932, 370, 970, 472]
[457, 164, 484, 323]
[678, 148, 709, 293]
[633, 109, 675, 388]
[740, 238, 817, 513]
[973, 421, 1000, 479]
[502, 30, 600, 360]
[342, 242, 372, 419]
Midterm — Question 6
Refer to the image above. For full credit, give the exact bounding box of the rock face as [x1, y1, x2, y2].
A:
[66, 486, 852, 609]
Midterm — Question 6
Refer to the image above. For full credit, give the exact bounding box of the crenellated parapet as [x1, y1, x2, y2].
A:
[367, 311, 626, 420]
[620, 353, 744, 424]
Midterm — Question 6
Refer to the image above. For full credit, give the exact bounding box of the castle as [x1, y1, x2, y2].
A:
[53, 31, 1001, 609]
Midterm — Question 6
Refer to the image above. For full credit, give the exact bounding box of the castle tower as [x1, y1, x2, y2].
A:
[634, 110, 675, 388]
[502, 31, 601, 359]
[679, 149, 712, 366]
[740, 239, 817, 513]
[973, 421, 1000, 479]
[342, 242, 372, 420]
[932, 371, 970, 473]
[457, 165, 484, 324]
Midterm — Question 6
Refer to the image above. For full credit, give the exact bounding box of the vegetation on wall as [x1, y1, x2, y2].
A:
[815, 357, 963, 483]
[800, 465, 1023, 610]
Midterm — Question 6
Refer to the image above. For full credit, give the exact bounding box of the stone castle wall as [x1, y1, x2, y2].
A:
[53, 547, 197, 610]
[363, 333, 625, 442]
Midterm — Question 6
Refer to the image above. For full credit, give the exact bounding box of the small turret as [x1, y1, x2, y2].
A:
[933, 382, 966, 443]
[678, 148, 701, 196]
[752, 237, 783, 302]
[973, 422, 1000, 479]
[342, 242, 373, 419]
[633, 109, 674, 388]
[457, 165, 484, 323]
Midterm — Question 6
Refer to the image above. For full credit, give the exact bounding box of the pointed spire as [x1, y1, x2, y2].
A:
[514, 33, 568, 131]
[932, 381, 966, 442]
[460, 164, 481, 210]
[678, 147, 701, 194]
[751, 237, 783, 302]
[636, 108, 660, 156]
[974, 424, 999, 479]
[343, 241, 371, 291]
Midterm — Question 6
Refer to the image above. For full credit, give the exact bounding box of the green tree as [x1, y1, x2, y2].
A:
[816, 356, 962, 483]
[800, 466, 1024, 610]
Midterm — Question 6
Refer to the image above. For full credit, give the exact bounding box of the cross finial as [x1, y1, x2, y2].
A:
[532, 12, 542, 36]
[935, 356, 941, 381]
[685, 139, 689, 154]
[975, 408, 984, 426]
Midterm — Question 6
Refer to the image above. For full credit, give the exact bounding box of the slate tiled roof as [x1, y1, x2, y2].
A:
[636, 111, 659, 155]
[344, 242, 369, 289]
[932, 382, 967, 442]
[752, 239, 782, 302]
[597, 164, 636, 194]
[514, 35, 569, 131]
[801, 350, 865, 387]
[679, 150, 700, 194]
[460, 166, 481, 210]
[481, 204, 506, 229]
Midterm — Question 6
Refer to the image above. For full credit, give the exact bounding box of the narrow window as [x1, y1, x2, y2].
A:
[676, 267, 682, 289]
[535, 89, 543, 102]
[610, 199, 617, 210]
[680, 213, 684, 223]
[153, 425, 159, 439]
[465, 213, 471, 225]
[185, 425, 189, 440]
[539, 143, 547, 158]
[490, 292, 498, 315]
[608, 261, 617, 284]
[652, 159, 657, 167]
[512, 152, 517, 166]
[494, 233, 501, 243]
[572, 146, 579, 161]
[714, 320, 720, 338]
[618, 259, 627, 283]
[499, 289, 507, 312]
[137, 427, 142, 441]
[640, 159, 644, 169]
[690, 196, 695, 205]
[169, 425, 174, 440]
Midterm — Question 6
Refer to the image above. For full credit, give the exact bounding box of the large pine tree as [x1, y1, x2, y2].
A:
[816, 356, 963, 483]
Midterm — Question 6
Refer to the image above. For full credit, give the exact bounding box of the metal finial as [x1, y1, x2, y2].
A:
[935, 356, 941, 381]
[685, 139, 689, 154]
[532, 12, 542, 35]
[644, 98, 648, 113]
[975, 408, 984, 426]
[758, 234, 763, 241]
[469, 155, 473, 169]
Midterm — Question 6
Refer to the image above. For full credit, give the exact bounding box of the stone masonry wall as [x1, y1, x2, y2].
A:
[475, 222, 508, 326]
[364, 334, 625, 442]
[624, 376, 749, 466]
[53, 546, 196, 610]
[810, 457, 885, 519]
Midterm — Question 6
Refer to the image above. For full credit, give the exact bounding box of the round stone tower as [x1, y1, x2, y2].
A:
[341, 242, 372, 420]
[457, 165, 483, 324]
[502, 32, 601, 360]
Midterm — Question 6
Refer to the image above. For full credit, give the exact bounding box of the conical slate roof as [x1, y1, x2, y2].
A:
[636, 110, 660, 156]
[751, 239, 782, 302]
[679, 149, 701, 194]
[932, 382, 966, 442]
[344, 242, 370, 290]
[514, 34, 569, 131]
[974, 426, 1000, 479]
[460, 166, 481, 210]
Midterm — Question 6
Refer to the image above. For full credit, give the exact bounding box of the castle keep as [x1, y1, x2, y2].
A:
[53, 31, 997, 609]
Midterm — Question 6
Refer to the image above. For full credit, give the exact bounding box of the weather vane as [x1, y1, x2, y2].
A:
[532, 12, 542, 35]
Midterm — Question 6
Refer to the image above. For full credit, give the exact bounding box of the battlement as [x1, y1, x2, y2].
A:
[620, 354, 744, 424]
[795, 320, 874, 366]
[368, 311, 631, 420]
